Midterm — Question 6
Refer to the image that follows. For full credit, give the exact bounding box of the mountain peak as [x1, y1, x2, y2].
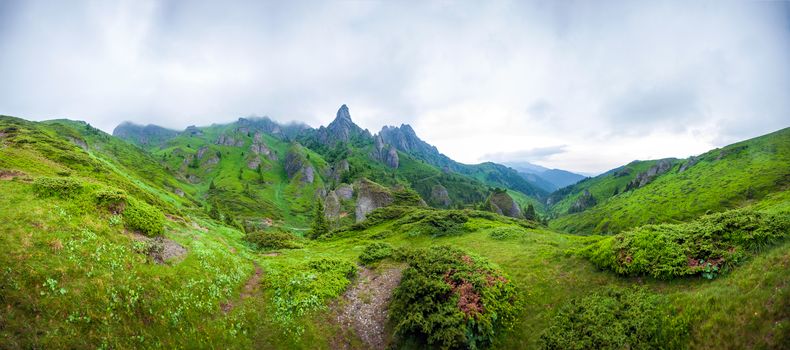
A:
[334, 104, 352, 123]
[317, 104, 370, 145]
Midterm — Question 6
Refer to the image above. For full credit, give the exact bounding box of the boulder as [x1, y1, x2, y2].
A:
[568, 189, 597, 213]
[430, 184, 451, 207]
[354, 179, 393, 222]
[486, 190, 522, 219]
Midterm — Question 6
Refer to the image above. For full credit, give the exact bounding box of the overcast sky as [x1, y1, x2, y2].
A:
[1, 0, 788, 174]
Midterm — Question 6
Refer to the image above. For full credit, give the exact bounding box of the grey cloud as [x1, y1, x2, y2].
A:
[0, 0, 787, 173]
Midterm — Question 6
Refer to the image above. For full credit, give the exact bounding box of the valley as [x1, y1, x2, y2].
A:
[0, 108, 788, 349]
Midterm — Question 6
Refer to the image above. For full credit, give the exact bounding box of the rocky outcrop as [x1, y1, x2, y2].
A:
[250, 133, 277, 160]
[354, 179, 393, 222]
[379, 124, 456, 170]
[328, 159, 350, 183]
[335, 183, 354, 200]
[316, 105, 372, 146]
[568, 189, 597, 213]
[486, 190, 522, 219]
[625, 159, 674, 191]
[372, 135, 399, 168]
[325, 191, 342, 220]
[215, 134, 244, 147]
[678, 156, 700, 173]
[430, 184, 451, 207]
[284, 144, 315, 184]
[324, 184, 354, 220]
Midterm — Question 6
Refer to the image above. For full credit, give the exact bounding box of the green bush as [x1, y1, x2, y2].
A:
[123, 197, 165, 237]
[245, 229, 301, 250]
[392, 188, 425, 206]
[489, 227, 524, 240]
[32, 177, 83, 198]
[581, 208, 790, 279]
[540, 287, 688, 350]
[93, 188, 128, 213]
[266, 258, 357, 334]
[350, 206, 414, 231]
[396, 210, 471, 237]
[390, 246, 520, 349]
[359, 242, 393, 264]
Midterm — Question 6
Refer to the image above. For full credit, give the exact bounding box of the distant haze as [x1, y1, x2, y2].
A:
[0, 0, 788, 173]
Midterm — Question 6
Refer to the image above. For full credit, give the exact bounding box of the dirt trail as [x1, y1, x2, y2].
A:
[335, 265, 404, 349]
[222, 261, 263, 313]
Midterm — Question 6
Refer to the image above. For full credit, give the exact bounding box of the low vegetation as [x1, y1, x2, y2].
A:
[389, 246, 520, 349]
[541, 288, 688, 349]
[581, 208, 790, 279]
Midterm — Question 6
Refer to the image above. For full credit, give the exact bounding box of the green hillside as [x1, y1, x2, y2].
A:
[1, 114, 789, 349]
[548, 127, 790, 234]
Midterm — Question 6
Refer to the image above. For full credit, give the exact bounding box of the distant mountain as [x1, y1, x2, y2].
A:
[112, 122, 179, 147]
[110, 105, 548, 226]
[504, 161, 586, 192]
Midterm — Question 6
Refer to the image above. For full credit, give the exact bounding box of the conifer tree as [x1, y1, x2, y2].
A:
[524, 203, 537, 221]
[308, 200, 329, 239]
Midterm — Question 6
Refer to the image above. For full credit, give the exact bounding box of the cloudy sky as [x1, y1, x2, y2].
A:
[1, 0, 788, 174]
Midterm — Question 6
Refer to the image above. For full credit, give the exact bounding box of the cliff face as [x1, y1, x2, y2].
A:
[372, 135, 399, 168]
[324, 184, 355, 220]
[354, 179, 394, 222]
[625, 159, 674, 191]
[486, 190, 522, 219]
[284, 143, 315, 184]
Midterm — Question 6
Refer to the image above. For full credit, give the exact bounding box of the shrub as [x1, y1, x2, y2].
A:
[392, 188, 424, 206]
[359, 242, 393, 264]
[540, 288, 688, 350]
[266, 258, 357, 334]
[245, 229, 301, 250]
[396, 210, 471, 237]
[32, 177, 83, 198]
[390, 246, 520, 349]
[123, 197, 165, 237]
[350, 206, 413, 231]
[489, 226, 524, 240]
[581, 208, 789, 279]
[94, 188, 128, 213]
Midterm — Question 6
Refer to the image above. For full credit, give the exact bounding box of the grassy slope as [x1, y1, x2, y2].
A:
[550, 127, 790, 234]
[145, 124, 327, 229]
[2, 116, 788, 349]
[263, 200, 789, 349]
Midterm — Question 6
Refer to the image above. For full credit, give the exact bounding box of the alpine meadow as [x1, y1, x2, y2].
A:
[1, 1, 789, 349]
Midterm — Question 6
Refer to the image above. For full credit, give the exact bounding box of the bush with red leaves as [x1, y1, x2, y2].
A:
[389, 246, 520, 349]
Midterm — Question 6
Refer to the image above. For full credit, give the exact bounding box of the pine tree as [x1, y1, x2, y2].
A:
[524, 204, 537, 221]
[208, 202, 221, 221]
[209, 179, 216, 190]
[308, 200, 329, 239]
[257, 164, 264, 183]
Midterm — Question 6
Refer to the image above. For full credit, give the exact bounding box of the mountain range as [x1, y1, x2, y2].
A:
[1, 106, 788, 349]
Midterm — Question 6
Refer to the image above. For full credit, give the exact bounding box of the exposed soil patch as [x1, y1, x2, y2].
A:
[0, 169, 25, 181]
[335, 265, 404, 349]
[221, 262, 263, 313]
